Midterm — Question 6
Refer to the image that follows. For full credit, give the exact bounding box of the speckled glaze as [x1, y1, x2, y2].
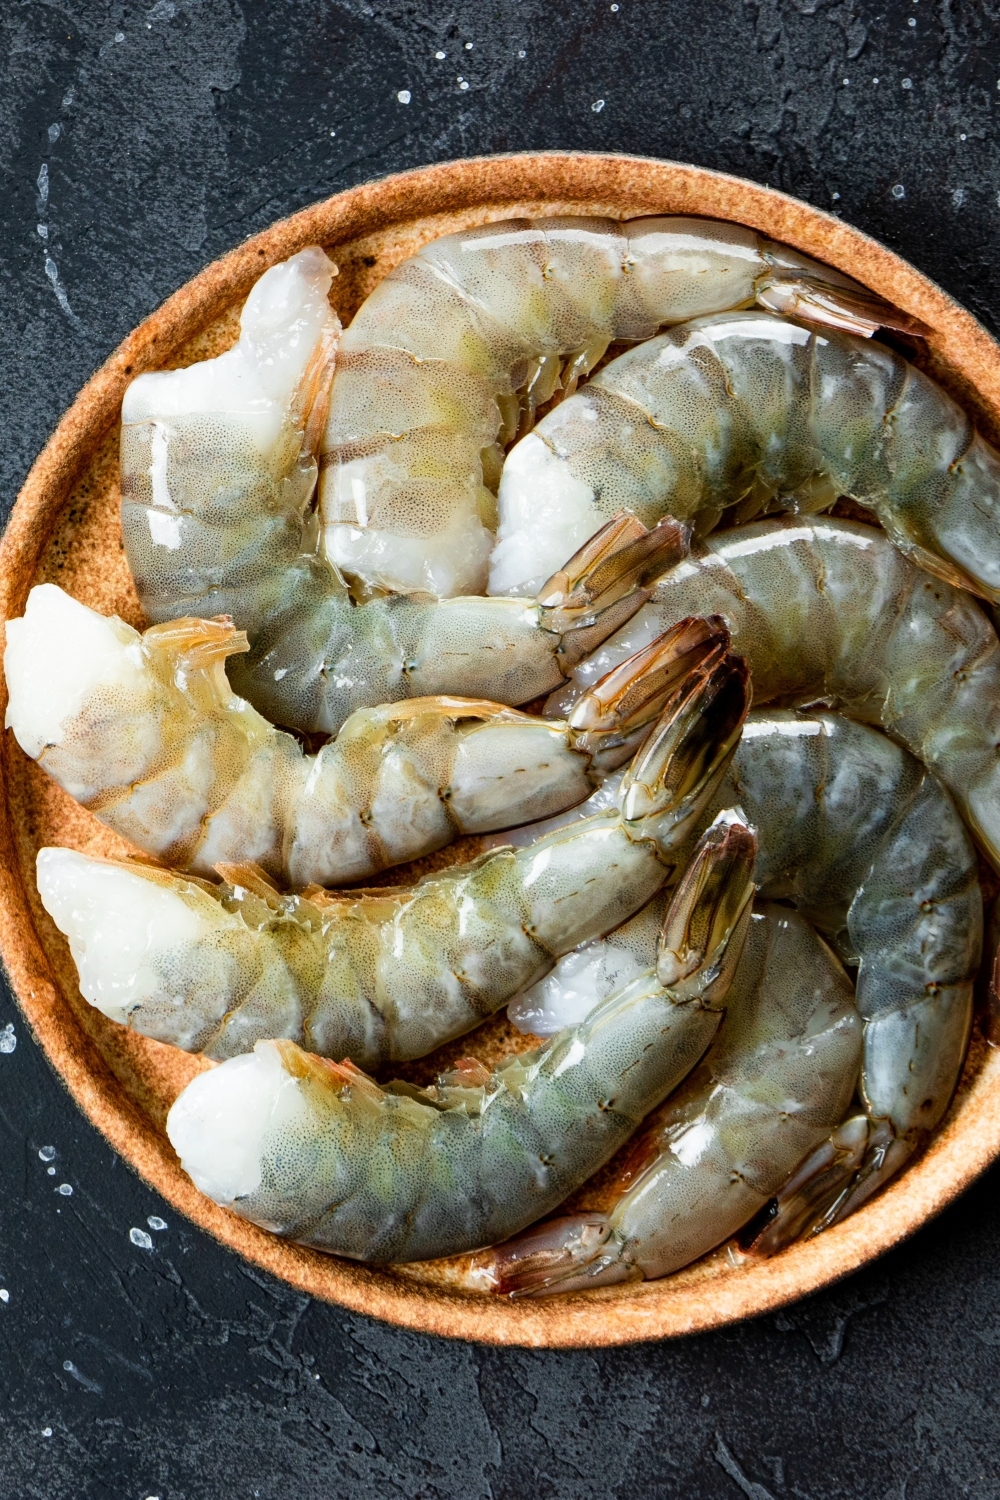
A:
[2, 152, 999, 1349]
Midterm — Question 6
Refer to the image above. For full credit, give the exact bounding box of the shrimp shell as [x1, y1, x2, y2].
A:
[550, 515, 1000, 871]
[163, 818, 757, 1264]
[489, 310, 999, 599]
[5, 584, 726, 889]
[319, 216, 916, 597]
[33, 658, 750, 1066]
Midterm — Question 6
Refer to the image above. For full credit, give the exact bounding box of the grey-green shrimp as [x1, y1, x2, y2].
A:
[484, 902, 860, 1294]
[5, 583, 725, 889]
[489, 310, 997, 600]
[34, 654, 750, 1065]
[318, 216, 907, 597]
[482, 710, 981, 1293]
[121, 232, 908, 730]
[550, 514, 1000, 871]
[164, 817, 758, 1264]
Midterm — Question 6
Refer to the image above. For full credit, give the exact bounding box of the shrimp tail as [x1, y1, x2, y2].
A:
[479, 1214, 634, 1297]
[737, 1114, 872, 1257]
[538, 511, 691, 668]
[621, 654, 751, 850]
[758, 270, 929, 343]
[567, 615, 731, 773]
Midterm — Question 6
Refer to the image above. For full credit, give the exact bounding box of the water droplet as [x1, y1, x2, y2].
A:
[465, 41, 473, 49]
[147, 1216, 168, 1231]
[435, 50, 445, 59]
[592, 99, 605, 112]
[0, 1290, 9, 1304]
[892, 183, 906, 199]
[960, 132, 967, 140]
[518, 49, 526, 58]
[38, 1146, 56, 1162]
[832, 191, 841, 200]
[843, 78, 849, 85]
[130, 1227, 153, 1250]
[396, 89, 411, 104]
[902, 77, 913, 89]
[42, 1427, 52, 1438]
[47, 1167, 56, 1176]
[611, 3, 619, 10]
[908, 15, 916, 23]
[458, 79, 469, 90]
[56, 1183, 72, 1196]
[0, 1024, 17, 1055]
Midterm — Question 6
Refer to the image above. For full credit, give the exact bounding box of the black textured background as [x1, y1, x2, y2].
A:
[1, 3, 1000, 1496]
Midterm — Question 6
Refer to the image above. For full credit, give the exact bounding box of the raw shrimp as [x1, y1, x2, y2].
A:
[164, 818, 758, 1264]
[34, 655, 749, 1064]
[124, 293, 688, 741]
[121, 229, 911, 722]
[484, 902, 860, 1293]
[484, 710, 981, 1293]
[6, 582, 726, 888]
[319, 216, 916, 597]
[549, 514, 1000, 870]
[489, 309, 998, 599]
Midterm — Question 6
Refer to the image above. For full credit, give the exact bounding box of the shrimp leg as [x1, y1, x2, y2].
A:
[164, 817, 757, 1264]
[5, 582, 725, 888]
[34, 656, 750, 1065]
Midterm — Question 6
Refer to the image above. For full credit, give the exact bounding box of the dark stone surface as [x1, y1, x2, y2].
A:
[1, 2, 1000, 1495]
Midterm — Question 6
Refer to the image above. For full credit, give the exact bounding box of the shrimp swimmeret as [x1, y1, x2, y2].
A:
[5, 582, 727, 889]
[482, 710, 981, 1293]
[549, 515, 1000, 871]
[489, 310, 1000, 600]
[34, 655, 750, 1065]
[163, 818, 760, 1264]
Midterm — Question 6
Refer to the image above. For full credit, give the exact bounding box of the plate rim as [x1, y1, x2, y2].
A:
[2, 149, 999, 1349]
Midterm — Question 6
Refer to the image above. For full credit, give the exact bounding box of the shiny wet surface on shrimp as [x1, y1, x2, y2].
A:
[319, 216, 907, 597]
[550, 515, 1000, 871]
[164, 819, 757, 1263]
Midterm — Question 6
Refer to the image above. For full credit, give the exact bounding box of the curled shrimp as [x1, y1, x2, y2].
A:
[483, 902, 860, 1294]
[121, 233, 909, 730]
[34, 654, 750, 1064]
[318, 216, 915, 596]
[123, 260, 687, 744]
[163, 818, 758, 1264]
[5, 582, 726, 888]
[490, 308, 1000, 599]
[482, 709, 981, 1293]
[549, 514, 1000, 871]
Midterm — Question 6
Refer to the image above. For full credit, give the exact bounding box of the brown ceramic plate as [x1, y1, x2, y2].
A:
[2, 152, 999, 1349]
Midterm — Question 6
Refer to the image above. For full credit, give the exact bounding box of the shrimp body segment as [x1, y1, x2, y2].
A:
[490, 311, 994, 600]
[551, 515, 1000, 871]
[34, 656, 750, 1065]
[164, 819, 758, 1264]
[488, 903, 861, 1293]
[5, 585, 724, 888]
[319, 217, 900, 598]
